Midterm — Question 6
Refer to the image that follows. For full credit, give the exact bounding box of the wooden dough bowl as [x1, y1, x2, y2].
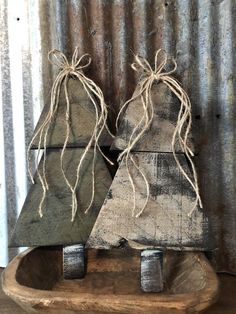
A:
[2, 247, 218, 314]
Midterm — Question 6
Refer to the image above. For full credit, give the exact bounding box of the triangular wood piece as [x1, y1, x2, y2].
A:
[112, 82, 195, 153]
[10, 148, 112, 247]
[31, 78, 112, 149]
[87, 152, 209, 250]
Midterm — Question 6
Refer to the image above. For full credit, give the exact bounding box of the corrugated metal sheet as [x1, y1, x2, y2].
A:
[0, 0, 236, 273]
[0, 0, 43, 264]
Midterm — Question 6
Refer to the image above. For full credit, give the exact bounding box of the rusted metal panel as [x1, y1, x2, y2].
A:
[1, 0, 236, 273]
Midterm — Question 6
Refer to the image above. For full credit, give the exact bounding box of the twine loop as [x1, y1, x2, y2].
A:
[48, 48, 92, 74]
[131, 49, 177, 83]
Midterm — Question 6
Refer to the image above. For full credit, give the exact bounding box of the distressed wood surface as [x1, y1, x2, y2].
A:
[63, 244, 85, 279]
[141, 250, 164, 293]
[2, 247, 218, 313]
[31, 78, 112, 148]
[10, 148, 112, 247]
[87, 152, 209, 250]
[112, 82, 194, 153]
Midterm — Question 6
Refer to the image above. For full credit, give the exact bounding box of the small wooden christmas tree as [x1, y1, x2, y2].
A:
[10, 49, 113, 279]
[87, 50, 210, 292]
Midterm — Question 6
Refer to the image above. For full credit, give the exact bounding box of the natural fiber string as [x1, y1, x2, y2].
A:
[116, 49, 203, 218]
[27, 47, 113, 221]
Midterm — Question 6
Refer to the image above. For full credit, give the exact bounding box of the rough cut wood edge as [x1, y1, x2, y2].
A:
[2, 248, 219, 313]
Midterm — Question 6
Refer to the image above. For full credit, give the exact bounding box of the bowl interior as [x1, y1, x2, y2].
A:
[15, 247, 207, 295]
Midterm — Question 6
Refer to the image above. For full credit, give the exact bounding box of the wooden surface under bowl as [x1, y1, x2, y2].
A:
[2, 247, 218, 314]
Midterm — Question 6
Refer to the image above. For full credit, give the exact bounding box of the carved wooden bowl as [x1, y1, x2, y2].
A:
[2, 247, 218, 313]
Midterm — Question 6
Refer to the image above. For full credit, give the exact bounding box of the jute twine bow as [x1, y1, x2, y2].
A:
[116, 49, 203, 218]
[27, 47, 113, 222]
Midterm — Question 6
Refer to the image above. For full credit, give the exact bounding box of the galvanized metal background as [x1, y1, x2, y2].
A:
[0, 0, 236, 273]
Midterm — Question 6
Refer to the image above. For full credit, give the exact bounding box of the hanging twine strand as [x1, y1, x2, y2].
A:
[116, 49, 203, 218]
[27, 47, 113, 221]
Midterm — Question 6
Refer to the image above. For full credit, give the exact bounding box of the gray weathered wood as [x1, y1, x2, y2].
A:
[63, 244, 85, 279]
[10, 148, 112, 247]
[141, 250, 164, 292]
[87, 152, 209, 250]
[112, 82, 194, 153]
[31, 78, 112, 148]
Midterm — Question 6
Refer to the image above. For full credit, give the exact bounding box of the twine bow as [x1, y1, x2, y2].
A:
[27, 47, 113, 221]
[116, 49, 203, 218]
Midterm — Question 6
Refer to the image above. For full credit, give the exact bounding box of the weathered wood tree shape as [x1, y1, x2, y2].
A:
[87, 51, 210, 292]
[10, 49, 112, 279]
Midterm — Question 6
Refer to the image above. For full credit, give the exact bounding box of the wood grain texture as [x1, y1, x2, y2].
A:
[31, 78, 112, 148]
[63, 244, 85, 279]
[2, 247, 219, 313]
[88, 152, 209, 250]
[0, 268, 25, 314]
[112, 82, 194, 153]
[10, 148, 112, 247]
[4, 270, 236, 314]
[141, 250, 164, 293]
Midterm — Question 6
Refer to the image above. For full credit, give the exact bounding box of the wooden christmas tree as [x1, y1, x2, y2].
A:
[87, 50, 210, 291]
[10, 49, 113, 278]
